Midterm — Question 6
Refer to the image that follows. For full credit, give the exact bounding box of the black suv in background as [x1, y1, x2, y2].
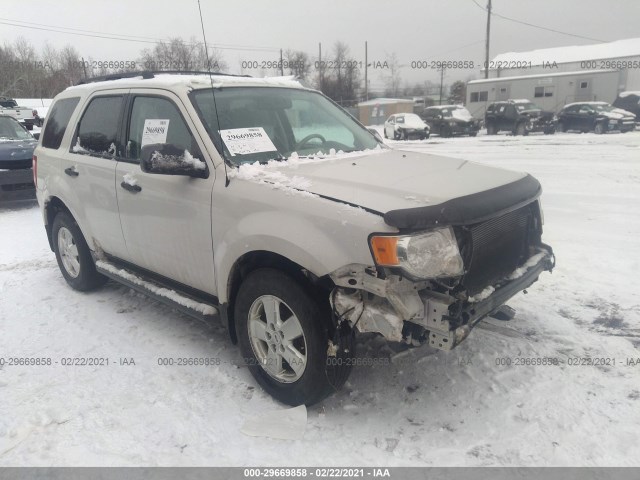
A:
[613, 92, 640, 125]
[557, 101, 636, 134]
[0, 115, 37, 201]
[421, 105, 480, 137]
[485, 100, 556, 136]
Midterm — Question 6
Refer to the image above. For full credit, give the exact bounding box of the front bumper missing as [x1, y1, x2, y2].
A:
[330, 245, 555, 351]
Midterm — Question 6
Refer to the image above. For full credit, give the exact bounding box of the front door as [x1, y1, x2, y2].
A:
[115, 91, 216, 294]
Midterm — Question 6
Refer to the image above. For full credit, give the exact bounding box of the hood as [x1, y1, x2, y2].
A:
[0, 139, 37, 160]
[610, 108, 635, 119]
[256, 149, 532, 226]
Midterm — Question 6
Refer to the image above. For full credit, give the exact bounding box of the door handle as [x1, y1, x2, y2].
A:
[120, 181, 142, 193]
[64, 166, 79, 177]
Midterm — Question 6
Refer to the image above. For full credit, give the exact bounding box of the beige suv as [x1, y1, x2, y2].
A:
[35, 72, 554, 405]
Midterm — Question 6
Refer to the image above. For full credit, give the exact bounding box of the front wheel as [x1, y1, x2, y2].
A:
[486, 123, 497, 135]
[594, 122, 605, 134]
[515, 122, 528, 136]
[235, 269, 352, 405]
[52, 211, 107, 291]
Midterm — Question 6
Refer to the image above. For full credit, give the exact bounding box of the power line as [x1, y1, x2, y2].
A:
[469, 0, 607, 43]
[0, 17, 280, 52]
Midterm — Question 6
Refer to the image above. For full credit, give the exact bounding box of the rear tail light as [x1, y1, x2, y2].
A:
[32, 155, 37, 188]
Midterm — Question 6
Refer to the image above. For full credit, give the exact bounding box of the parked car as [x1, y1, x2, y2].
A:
[384, 113, 430, 140]
[35, 72, 554, 405]
[557, 102, 636, 134]
[0, 96, 37, 130]
[612, 92, 640, 126]
[485, 99, 556, 136]
[421, 105, 480, 137]
[0, 115, 37, 201]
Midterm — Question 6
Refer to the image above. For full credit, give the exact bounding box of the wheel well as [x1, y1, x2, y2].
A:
[225, 251, 333, 343]
[44, 197, 72, 251]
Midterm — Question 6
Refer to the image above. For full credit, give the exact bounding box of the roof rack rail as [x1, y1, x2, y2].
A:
[76, 70, 251, 86]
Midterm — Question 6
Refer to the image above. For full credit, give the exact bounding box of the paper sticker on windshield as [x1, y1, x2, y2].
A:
[220, 127, 277, 156]
[141, 119, 170, 147]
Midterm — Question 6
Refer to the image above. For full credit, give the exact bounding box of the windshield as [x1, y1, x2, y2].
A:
[191, 87, 379, 165]
[515, 102, 541, 112]
[0, 117, 32, 141]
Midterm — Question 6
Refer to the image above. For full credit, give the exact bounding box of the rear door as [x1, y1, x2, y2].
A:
[60, 92, 128, 258]
[114, 90, 216, 294]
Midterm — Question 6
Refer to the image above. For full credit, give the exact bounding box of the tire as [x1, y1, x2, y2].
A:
[515, 122, 527, 136]
[383, 129, 388, 139]
[594, 122, 605, 134]
[424, 131, 430, 140]
[441, 126, 451, 138]
[235, 268, 352, 406]
[556, 121, 564, 133]
[469, 132, 478, 137]
[52, 211, 107, 291]
[393, 129, 401, 140]
[486, 123, 497, 135]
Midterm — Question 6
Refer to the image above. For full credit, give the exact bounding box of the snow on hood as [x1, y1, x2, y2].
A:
[230, 149, 527, 213]
[400, 114, 427, 128]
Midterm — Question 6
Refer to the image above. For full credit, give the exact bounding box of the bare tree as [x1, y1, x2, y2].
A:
[139, 37, 226, 72]
[284, 49, 311, 80]
[383, 52, 402, 97]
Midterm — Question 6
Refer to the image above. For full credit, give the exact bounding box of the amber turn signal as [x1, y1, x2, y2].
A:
[370, 236, 399, 266]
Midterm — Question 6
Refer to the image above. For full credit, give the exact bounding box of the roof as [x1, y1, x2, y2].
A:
[619, 91, 640, 98]
[468, 69, 617, 85]
[64, 73, 307, 94]
[563, 101, 610, 107]
[492, 37, 640, 66]
[358, 98, 414, 106]
[426, 104, 465, 109]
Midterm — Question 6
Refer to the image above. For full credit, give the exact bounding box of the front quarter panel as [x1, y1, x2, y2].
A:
[212, 174, 396, 303]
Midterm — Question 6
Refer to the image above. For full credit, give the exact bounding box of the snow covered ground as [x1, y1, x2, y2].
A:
[1, 130, 639, 466]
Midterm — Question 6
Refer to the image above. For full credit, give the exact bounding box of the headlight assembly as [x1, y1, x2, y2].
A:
[370, 228, 464, 279]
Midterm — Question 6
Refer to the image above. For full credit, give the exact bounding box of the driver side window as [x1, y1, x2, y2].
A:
[127, 96, 202, 162]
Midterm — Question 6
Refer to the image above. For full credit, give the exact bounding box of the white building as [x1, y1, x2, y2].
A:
[466, 38, 640, 117]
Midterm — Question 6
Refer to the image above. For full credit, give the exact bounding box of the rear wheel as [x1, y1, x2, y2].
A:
[235, 269, 352, 405]
[52, 212, 107, 291]
[556, 121, 565, 133]
[486, 123, 497, 135]
[441, 125, 452, 138]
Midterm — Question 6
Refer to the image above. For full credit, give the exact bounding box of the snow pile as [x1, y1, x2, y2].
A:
[122, 173, 138, 187]
[95, 260, 217, 316]
[467, 286, 495, 303]
[71, 138, 88, 154]
[506, 252, 547, 280]
[230, 161, 316, 198]
[150, 149, 206, 170]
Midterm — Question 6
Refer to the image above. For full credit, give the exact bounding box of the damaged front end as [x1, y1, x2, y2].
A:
[329, 188, 555, 351]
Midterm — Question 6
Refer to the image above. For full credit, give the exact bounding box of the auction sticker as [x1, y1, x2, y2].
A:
[141, 119, 170, 147]
[220, 127, 277, 156]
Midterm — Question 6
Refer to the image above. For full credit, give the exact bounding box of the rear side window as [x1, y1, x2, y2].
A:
[73, 96, 123, 157]
[42, 97, 80, 149]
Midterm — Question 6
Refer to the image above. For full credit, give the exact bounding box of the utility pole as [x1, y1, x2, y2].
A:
[439, 66, 446, 105]
[484, 0, 492, 79]
[280, 49, 284, 76]
[364, 41, 368, 101]
[318, 42, 323, 90]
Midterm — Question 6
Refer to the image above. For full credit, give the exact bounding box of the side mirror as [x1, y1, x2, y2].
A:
[140, 143, 208, 178]
[32, 132, 40, 140]
[367, 128, 384, 143]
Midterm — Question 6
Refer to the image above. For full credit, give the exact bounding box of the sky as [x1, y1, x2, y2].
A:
[1, 0, 639, 93]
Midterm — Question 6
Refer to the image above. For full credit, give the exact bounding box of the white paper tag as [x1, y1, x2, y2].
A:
[141, 119, 170, 147]
[220, 127, 278, 156]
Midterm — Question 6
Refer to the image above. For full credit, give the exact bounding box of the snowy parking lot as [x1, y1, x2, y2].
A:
[1, 131, 639, 466]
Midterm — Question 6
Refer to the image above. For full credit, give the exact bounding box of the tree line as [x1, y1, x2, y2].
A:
[0, 36, 467, 106]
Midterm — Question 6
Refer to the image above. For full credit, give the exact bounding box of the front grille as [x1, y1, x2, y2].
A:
[460, 204, 534, 294]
